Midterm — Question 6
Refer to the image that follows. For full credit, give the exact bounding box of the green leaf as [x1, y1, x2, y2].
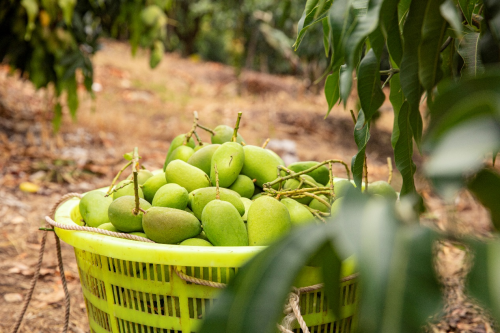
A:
[426, 72, 500, 145]
[457, 32, 484, 76]
[419, 0, 447, 92]
[382, 6, 403, 66]
[440, 0, 463, 37]
[356, 199, 398, 333]
[317, 242, 342, 318]
[344, 0, 385, 77]
[328, 0, 352, 69]
[322, 18, 330, 57]
[397, 0, 411, 30]
[294, 0, 334, 50]
[389, 67, 404, 148]
[466, 238, 500, 324]
[53, 102, 62, 132]
[66, 75, 78, 121]
[351, 110, 370, 189]
[468, 168, 500, 231]
[339, 64, 352, 105]
[58, 0, 76, 26]
[324, 69, 340, 116]
[123, 152, 134, 161]
[394, 102, 417, 196]
[458, 0, 476, 27]
[358, 49, 385, 122]
[199, 223, 337, 333]
[400, 0, 429, 150]
[380, 226, 442, 332]
[20, 0, 39, 40]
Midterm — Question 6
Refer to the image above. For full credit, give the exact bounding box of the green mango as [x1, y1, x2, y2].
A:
[70, 204, 84, 226]
[152, 183, 189, 209]
[165, 145, 195, 167]
[211, 125, 245, 144]
[308, 194, 330, 213]
[332, 179, 355, 198]
[187, 144, 220, 175]
[366, 181, 398, 201]
[97, 222, 119, 232]
[108, 196, 152, 232]
[283, 175, 320, 205]
[129, 232, 149, 239]
[253, 185, 263, 196]
[240, 145, 281, 188]
[247, 196, 291, 246]
[79, 191, 112, 227]
[266, 149, 285, 167]
[165, 160, 211, 193]
[142, 207, 202, 244]
[190, 187, 245, 220]
[179, 238, 213, 246]
[281, 198, 315, 225]
[194, 143, 210, 152]
[127, 169, 154, 185]
[240, 197, 253, 221]
[142, 172, 167, 203]
[330, 197, 344, 218]
[210, 142, 245, 188]
[201, 200, 248, 246]
[113, 181, 145, 200]
[288, 161, 330, 185]
[163, 134, 195, 171]
[228, 175, 255, 198]
[251, 192, 264, 200]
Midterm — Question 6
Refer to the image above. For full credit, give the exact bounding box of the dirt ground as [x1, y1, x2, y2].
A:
[0, 40, 497, 333]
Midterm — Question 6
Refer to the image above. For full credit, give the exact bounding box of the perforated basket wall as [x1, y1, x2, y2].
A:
[55, 195, 358, 333]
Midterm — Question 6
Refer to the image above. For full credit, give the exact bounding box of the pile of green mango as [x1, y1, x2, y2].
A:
[75, 119, 398, 247]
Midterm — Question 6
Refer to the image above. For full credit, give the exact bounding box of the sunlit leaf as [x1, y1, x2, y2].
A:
[294, 0, 334, 50]
[358, 49, 385, 122]
[440, 0, 463, 37]
[419, 0, 447, 92]
[468, 168, 500, 231]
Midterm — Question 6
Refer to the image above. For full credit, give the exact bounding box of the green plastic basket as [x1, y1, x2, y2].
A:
[54, 194, 358, 333]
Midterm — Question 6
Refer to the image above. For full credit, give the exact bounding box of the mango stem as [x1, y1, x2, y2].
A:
[262, 138, 270, 149]
[106, 161, 132, 194]
[214, 163, 220, 200]
[104, 180, 133, 197]
[196, 123, 215, 136]
[184, 111, 199, 145]
[387, 157, 393, 185]
[231, 112, 243, 142]
[132, 147, 140, 215]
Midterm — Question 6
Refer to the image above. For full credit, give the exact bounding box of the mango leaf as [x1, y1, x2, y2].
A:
[368, 26, 385, 60]
[66, 75, 78, 121]
[458, 0, 476, 27]
[357, 49, 385, 122]
[58, 0, 76, 26]
[317, 241, 342, 318]
[328, 0, 352, 69]
[419, 0, 447, 92]
[356, 199, 398, 333]
[382, 6, 403, 66]
[339, 64, 352, 105]
[440, 0, 463, 37]
[199, 223, 339, 333]
[466, 238, 500, 324]
[400, 0, 429, 150]
[20, 0, 38, 40]
[394, 102, 417, 196]
[426, 72, 500, 145]
[351, 110, 370, 189]
[294, 0, 333, 50]
[389, 66, 404, 148]
[324, 69, 340, 116]
[53, 102, 63, 132]
[457, 32, 484, 76]
[397, 0, 411, 30]
[344, 0, 384, 77]
[322, 18, 330, 57]
[380, 226, 442, 332]
[468, 168, 500, 231]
